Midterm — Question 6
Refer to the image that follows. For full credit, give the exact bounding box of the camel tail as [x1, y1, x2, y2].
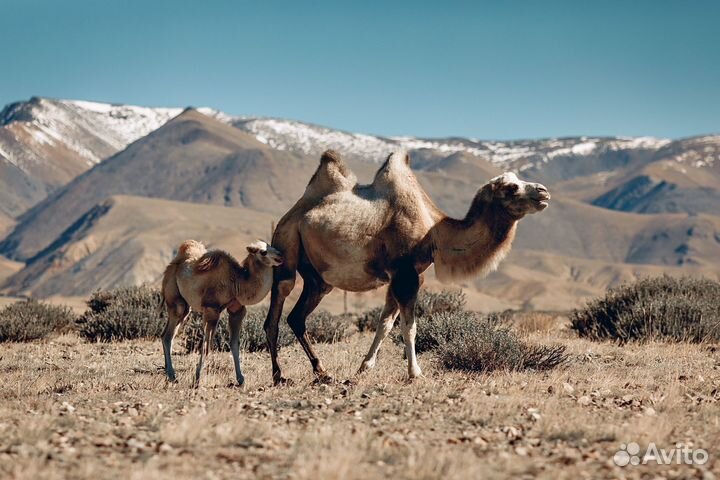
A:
[160, 239, 207, 316]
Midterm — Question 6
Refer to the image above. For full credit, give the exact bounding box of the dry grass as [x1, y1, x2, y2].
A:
[508, 311, 566, 335]
[0, 317, 718, 479]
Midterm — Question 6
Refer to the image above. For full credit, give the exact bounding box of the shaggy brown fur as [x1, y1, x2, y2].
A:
[160, 240, 282, 386]
[264, 150, 551, 385]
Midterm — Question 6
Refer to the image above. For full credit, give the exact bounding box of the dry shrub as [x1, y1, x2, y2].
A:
[184, 309, 355, 353]
[571, 276, 720, 343]
[306, 311, 354, 343]
[357, 289, 465, 332]
[437, 315, 568, 373]
[356, 306, 383, 333]
[78, 286, 165, 342]
[391, 309, 567, 373]
[415, 289, 466, 317]
[0, 300, 76, 342]
[183, 308, 295, 353]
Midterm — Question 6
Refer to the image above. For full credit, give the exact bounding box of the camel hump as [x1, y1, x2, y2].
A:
[319, 149, 353, 178]
[304, 150, 357, 197]
[387, 150, 410, 167]
[372, 150, 416, 191]
[193, 250, 227, 273]
[172, 239, 206, 264]
[320, 149, 343, 164]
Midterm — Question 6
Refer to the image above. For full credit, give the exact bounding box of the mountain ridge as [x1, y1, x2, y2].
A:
[0, 97, 718, 308]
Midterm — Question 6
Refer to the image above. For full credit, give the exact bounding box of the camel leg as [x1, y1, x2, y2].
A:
[391, 265, 422, 379]
[286, 262, 333, 381]
[264, 268, 296, 385]
[195, 308, 220, 387]
[162, 300, 189, 382]
[228, 305, 247, 386]
[358, 288, 398, 374]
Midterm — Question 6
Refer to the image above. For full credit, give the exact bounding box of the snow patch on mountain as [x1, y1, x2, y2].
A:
[0, 98, 185, 174]
[232, 117, 679, 173]
[234, 117, 398, 161]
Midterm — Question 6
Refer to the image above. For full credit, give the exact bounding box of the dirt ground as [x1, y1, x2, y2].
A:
[0, 317, 718, 479]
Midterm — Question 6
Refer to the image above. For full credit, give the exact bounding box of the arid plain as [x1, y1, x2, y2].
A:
[1, 313, 719, 479]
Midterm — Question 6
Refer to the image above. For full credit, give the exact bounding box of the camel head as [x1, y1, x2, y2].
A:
[246, 240, 283, 267]
[487, 172, 551, 219]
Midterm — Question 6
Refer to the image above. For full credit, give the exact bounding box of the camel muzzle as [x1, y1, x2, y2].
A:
[531, 185, 551, 210]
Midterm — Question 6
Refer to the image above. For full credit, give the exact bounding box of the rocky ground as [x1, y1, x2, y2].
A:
[0, 318, 718, 479]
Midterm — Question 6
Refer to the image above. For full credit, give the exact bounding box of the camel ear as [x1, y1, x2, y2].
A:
[246, 243, 261, 254]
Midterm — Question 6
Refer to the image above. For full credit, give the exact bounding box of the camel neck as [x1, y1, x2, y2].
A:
[431, 197, 517, 282]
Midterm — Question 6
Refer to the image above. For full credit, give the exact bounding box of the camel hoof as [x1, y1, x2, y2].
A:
[357, 362, 373, 375]
[273, 377, 294, 387]
[165, 370, 178, 383]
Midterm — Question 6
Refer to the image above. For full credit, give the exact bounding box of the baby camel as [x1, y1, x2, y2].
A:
[160, 239, 282, 386]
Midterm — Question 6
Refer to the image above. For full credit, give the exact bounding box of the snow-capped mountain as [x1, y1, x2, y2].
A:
[230, 116, 720, 215]
[0, 97, 187, 218]
[232, 116, 671, 170]
[0, 97, 183, 168]
[1, 96, 718, 224]
[1, 99, 719, 304]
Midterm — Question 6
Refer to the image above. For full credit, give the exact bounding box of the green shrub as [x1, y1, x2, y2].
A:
[78, 286, 165, 342]
[571, 276, 720, 343]
[0, 300, 76, 342]
[183, 308, 295, 353]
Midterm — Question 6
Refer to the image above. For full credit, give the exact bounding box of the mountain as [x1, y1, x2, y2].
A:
[0, 109, 329, 261]
[590, 136, 720, 214]
[5, 194, 718, 311]
[2, 96, 716, 221]
[233, 117, 720, 216]
[233, 117, 668, 174]
[0, 97, 719, 309]
[0, 97, 187, 218]
[515, 197, 720, 267]
[1, 196, 277, 298]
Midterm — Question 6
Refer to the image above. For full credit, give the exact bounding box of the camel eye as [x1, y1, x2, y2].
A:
[261, 251, 267, 256]
[505, 183, 519, 195]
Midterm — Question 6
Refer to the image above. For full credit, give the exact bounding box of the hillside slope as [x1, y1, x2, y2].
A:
[5, 195, 718, 311]
[0, 109, 320, 261]
[0, 97, 188, 218]
[2, 196, 276, 298]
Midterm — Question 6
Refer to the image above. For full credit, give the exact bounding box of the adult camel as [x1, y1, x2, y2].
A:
[264, 150, 550, 384]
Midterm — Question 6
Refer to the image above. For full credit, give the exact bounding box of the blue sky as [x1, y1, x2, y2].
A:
[1, 0, 718, 139]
